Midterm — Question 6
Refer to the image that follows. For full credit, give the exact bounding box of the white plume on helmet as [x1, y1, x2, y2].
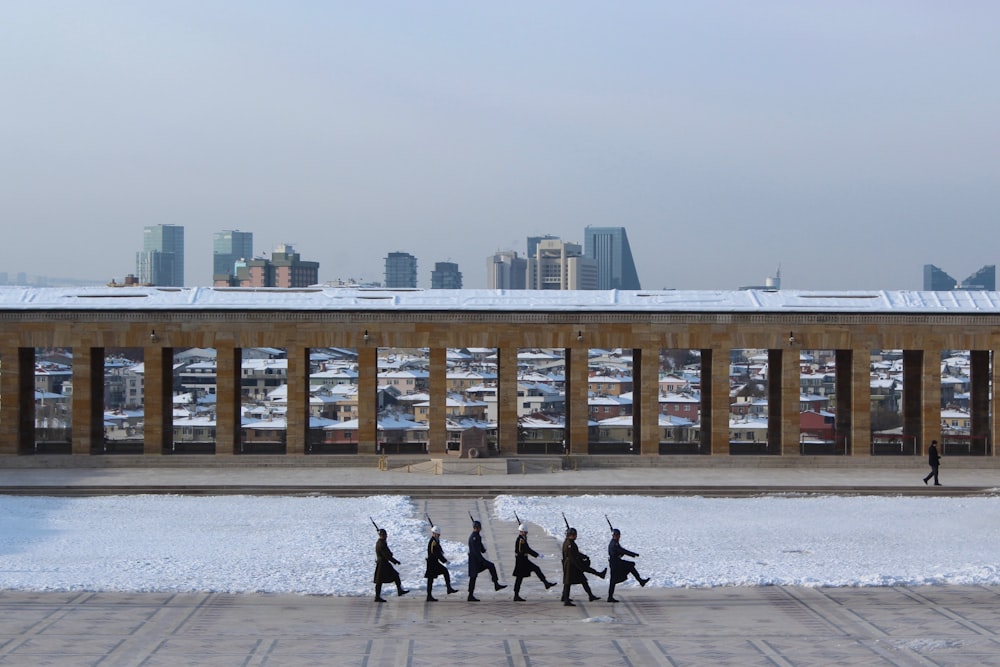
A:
[431, 526, 440, 534]
[518, 524, 527, 532]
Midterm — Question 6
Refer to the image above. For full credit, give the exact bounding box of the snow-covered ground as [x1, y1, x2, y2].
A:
[1, 494, 998, 595]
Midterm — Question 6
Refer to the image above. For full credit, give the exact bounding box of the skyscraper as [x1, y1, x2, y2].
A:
[584, 226, 641, 290]
[385, 252, 418, 288]
[431, 261, 463, 289]
[486, 250, 527, 289]
[136, 224, 184, 287]
[232, 243, 319, 288]
[923, 264, 996, 291]
[213, 230, 253, 281]
[526, 238, 598, 290]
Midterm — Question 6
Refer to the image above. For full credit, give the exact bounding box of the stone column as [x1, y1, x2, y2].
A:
[0, 346, 32, 455]
[285, 345, 309, 456]
[834, 350, 853, 455]
[215, 342, 240, 456]
[71, 346, 102, 455]
[970, 350, 990, 455]
[357, 346, 378, 455]
[922, 349, 942, 454]
[708, 348, 730, 455]
[497, 346, 519, 454]
[850, 349, 872, 457]
[566, 346, 590, 455]
[770, 349, 800, 456]
[636, 347, 659, 457]
[143, 347, 171, 455]
[428, 347, 447, 455]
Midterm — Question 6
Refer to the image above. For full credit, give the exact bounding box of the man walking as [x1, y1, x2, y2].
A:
[561, 526, 604, 606]
[607, 527, 649, 602]
[424, 525, 458, 601]
[923, 439, 942, 486]
[373, 528, 408, 603]
[511, 524, 557, 601]
[467, 520, 507, 601]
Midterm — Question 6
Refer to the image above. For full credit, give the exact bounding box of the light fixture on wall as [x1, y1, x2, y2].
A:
[149, 329, 158, 343]
[788, 331, 796, 346]
[363, 329, 370, 343]
[577, 330, 584, 342]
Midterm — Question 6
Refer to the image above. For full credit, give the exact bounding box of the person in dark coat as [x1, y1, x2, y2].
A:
[511, 524, 557, 601]
[923, 440, 942, 486]
[424, 526, 458, 601]
[560, 526, 604, 606]
[373, 528, 408, 602]
[467, 520, 507, 601]
[607, 527, 649, 602]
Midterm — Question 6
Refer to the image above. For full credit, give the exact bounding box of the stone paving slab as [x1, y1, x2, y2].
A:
[1, 586, 999, 666]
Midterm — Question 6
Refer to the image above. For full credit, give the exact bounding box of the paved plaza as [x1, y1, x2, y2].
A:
[0, 461, 999, 665]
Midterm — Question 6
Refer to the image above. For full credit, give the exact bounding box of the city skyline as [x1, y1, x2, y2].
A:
[3, 3, 1000, 290]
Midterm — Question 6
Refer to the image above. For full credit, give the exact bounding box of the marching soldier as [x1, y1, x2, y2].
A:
[373, 528, 409, 603]
[467, 519, 507, 601]
[560, 526, 605, 606]
[511, 523, 557, 601]
[607, 527, 649, 602]
[424, 525, 458, 601]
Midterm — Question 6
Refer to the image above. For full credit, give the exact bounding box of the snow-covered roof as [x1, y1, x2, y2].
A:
[8, 286, 1000, 314]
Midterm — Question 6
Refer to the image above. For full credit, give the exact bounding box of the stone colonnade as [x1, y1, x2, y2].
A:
[1, 310, 998, 457]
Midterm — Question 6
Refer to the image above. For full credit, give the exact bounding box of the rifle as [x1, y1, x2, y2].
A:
[562, 512, 570, 530]
[605, 514, 614, 531]
[425, 512, 434, 527]
[469, 511, 478, 525]
[514, 511, 522, 525]
[370, 517, 381, 532]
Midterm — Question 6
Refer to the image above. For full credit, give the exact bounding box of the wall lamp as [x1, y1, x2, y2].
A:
[363, 329, 370, 343]
[788, 330, 796, 346]
[149, 329, 159, 343]
[577, 330, 584, 342]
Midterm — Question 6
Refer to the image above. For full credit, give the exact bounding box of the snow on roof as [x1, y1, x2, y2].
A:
[9, 286, 1000, 314]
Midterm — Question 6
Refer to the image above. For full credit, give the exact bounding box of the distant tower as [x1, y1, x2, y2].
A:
[213, 230, 253, 282]
[924, 264, 995, 291]
[584, 226, 641, 290]
[385, 252, 418, 288]
[486, 250, 527, 289]
[136, 224, 184, 287]
[233, 244, 319, 288]
[526, 238, 598, 290]
[431, 261, 463, 289]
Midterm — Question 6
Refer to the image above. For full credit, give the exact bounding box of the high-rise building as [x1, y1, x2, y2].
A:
[231, 244, 319, 288]
[431, 261, 463, 289]
[486, 250, 527, 289]
[923, 264, 996, 291]
[385, 252, 418, 288]
[213, 230, 253, 282]
[526, 238, 598, 290]
[136, 224, 184, 286]
[584, 226, 641, 290]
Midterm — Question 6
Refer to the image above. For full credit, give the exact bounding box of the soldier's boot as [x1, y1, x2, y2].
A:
[513, 579, 525, 601]
[444, 574, 458, 594]
[582, 581, 599, 602]
[395, 577, 408, 597]
[494, 579, 507, 591]
[468, 578, 479, 602]
[607, 582, 619, 603]
[375, 584, 386, 603]
[426, 580, 437, 602]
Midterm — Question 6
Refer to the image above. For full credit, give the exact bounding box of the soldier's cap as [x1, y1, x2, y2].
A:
[472, 520, 482, 528]
[378, 528, 387, 537]
[518, 524, 527, 532]
[431, 526, 440, 534]
[566, 527, 577, 536]
[612, 528, 620, 535]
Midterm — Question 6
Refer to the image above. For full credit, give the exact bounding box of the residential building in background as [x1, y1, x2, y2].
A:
[486, 250, 527, 289]
[526, 237, 598, 290]
[229, 244, 319, 288]
[431, 261, 462, 289]
[923, 264, 996, 291]
[584, 226, 641, 290]
[213, 230, 253, 283]
[136, 224, 184, 287]
[385, 252, 417, 288]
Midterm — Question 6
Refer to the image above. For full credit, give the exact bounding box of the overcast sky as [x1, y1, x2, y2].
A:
[2, 2, 998, 290]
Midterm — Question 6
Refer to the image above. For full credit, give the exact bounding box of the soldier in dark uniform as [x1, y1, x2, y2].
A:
[467, 519, 507, 601]
[424, 525, 458, 601]
[607, 527, 649, 602]
[511, 523, 557, 601]
[373, 528, 408, 603]
[560, 526, 605, 606]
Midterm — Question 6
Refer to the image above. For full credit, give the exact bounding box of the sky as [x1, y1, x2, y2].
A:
[2, 493, 999, 594]
[2, 2, 999, 290]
